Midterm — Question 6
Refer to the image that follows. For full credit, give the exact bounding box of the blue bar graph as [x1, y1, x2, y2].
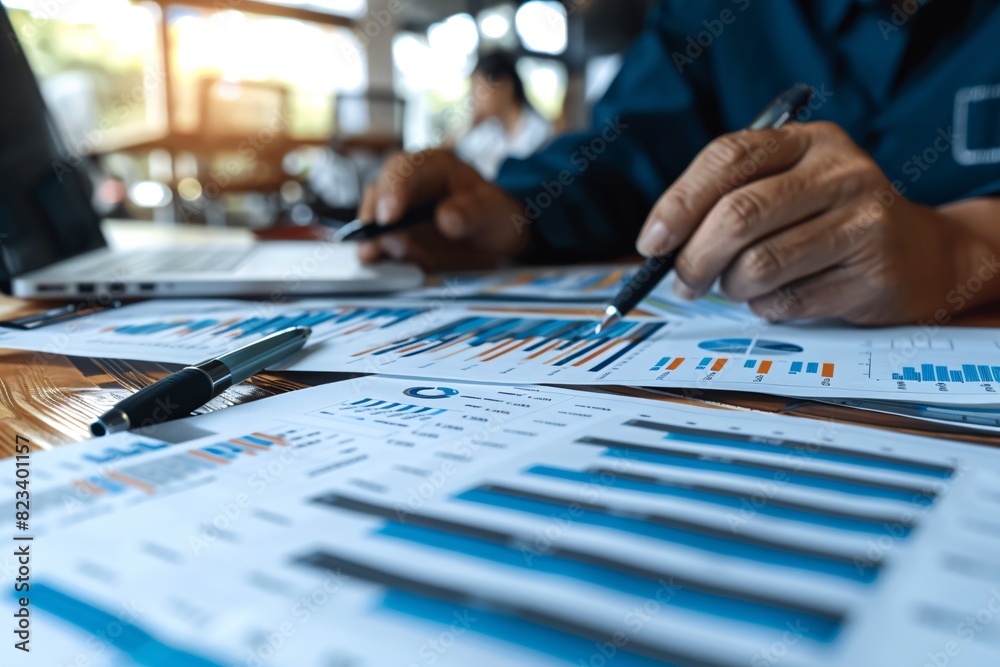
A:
[744, 359, 757, 368]
[458, 488, 875, 582]
[896, 363, 999, 384]
[790, 361, 803, 374]
[806, 362, 819, 374]
[381, 591, 668, 667]
[109, 307, 425, 340]
[363, 316, 666, 374]
[376, 521, 840, 638]
[650, 356, 671, 371]
[30, 583, 224, 667]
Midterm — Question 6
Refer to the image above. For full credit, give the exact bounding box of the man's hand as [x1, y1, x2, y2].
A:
[636, 121, 1000, 325]
[356, 149, 529, 271]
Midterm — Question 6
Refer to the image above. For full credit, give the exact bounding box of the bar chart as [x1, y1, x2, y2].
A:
[892, 363, 1000, 383]
[104, 305, 425, 341]
[25, 377, 1000, 667]
[291, 382, 977, 667]
[648, 355, 834, 378]
[2, 299, 434, 365]
[357, 315, 668, 374]
[424, 266, 633, 302]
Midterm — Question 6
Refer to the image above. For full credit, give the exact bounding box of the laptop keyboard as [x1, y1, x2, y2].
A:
[111, 248, 254, 274]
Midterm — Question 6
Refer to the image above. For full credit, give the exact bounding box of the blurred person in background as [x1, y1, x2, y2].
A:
[357, 0, 1000, 325]
[453, 51, 553, 181]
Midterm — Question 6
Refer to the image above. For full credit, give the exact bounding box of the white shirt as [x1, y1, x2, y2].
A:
[456, 108, 553, 181]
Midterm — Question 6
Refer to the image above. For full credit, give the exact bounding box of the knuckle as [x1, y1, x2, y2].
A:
[661, 183, 699, 221]
[673, 251, 704, 287]
[718, 189, 765, 235]
[829, 161, 871, 201]
[702, 134, 750, 170]
[751, 286, 802, 321]
[741, 244, 782, 285]
[811, 120, 844, 141]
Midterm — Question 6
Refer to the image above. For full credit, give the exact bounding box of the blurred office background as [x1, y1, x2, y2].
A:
[5, 0, 653, 228]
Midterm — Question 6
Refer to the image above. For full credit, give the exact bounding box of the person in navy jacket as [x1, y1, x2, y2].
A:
[359, 0, 1000, 325]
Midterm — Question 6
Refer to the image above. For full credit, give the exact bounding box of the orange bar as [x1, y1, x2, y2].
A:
[548, 340, 590, 364]
[340, 323, 374, 336]
[424, 333, 474, 357]
[106, 472, 155, 495]
[586, 269, 624, 291]
[666, 357, 685, 370]
[72, 480, 105, 496]
[250, 432, 287, 445]
[227, 439, 263, 454]
[572, 339, 621, 366]
[822, 363, 834, 378]
[711, 358, 728, 372]
[476, 338, 517, 358]
[758, 360, 772, 374]
[188, 450, 231, 465]
[524, 339, 564, 360]
[482, 337, 534, 362]
[352, 342, 392, 357]
[395, 342, 431, 354]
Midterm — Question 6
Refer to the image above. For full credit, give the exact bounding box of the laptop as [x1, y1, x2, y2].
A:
[0, 5, 422, 299]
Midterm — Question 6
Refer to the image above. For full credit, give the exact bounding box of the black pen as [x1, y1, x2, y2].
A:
[90, 327, 311, 436]
[332, 202, 439, 243]
[595, 83, 814, 334]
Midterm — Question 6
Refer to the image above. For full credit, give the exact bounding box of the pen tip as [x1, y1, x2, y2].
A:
[595, 307, 621, 335]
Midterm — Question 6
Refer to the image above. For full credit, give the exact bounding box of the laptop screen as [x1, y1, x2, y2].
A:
[0, 4, 106, 291]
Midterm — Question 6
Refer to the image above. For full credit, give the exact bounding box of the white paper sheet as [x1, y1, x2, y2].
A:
[5, 377, 1000, 666]
[3, 298, 1000, 405]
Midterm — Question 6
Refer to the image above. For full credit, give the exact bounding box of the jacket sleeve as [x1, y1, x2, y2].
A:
[495, 2, 722, 263]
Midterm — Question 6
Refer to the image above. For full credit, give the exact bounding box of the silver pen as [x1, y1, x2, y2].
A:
[91, 326, 312, 436]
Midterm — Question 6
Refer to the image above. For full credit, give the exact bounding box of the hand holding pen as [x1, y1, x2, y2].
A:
[596, 84, 814, 332]
[349, 150, 530, 272]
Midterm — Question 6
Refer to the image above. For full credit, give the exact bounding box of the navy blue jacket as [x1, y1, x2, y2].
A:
[496, 0, 1000, 262]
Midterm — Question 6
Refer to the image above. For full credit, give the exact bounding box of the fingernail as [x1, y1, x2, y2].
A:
[381, 237, 405, 259]
[376, 195, 396, 225]
[637, 220, 672, 257]
[437, 209, 461, 236]
[673, 279, 701, 301]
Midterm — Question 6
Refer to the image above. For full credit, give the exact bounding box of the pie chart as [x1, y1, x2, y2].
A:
[697, 338, 803, 355]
